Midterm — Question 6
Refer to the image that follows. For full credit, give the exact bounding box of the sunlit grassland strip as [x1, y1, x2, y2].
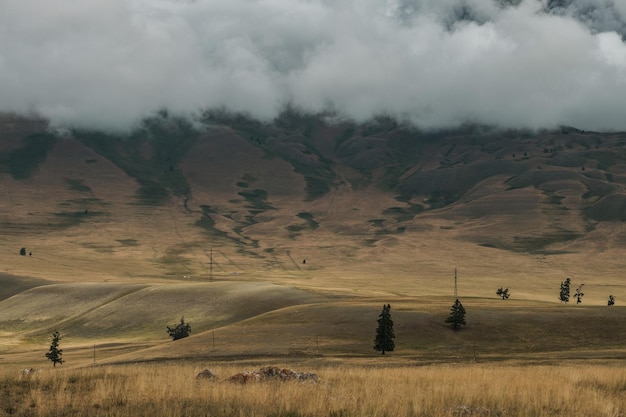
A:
[2, 363, 625, 417]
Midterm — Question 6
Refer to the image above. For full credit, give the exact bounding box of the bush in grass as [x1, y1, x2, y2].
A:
[167, 317, 191, 340]
[496, 287, 510, 300]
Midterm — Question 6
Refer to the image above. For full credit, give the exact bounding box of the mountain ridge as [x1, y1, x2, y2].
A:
[1, 112, 626, 290]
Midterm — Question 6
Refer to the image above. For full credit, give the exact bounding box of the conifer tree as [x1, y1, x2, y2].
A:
[445, 299, 466, 330]
[574, 284, 584, 304]
[167, 317, 191, 340]
[608, 295, 615, 306]
[45, 331, 64, 367]
[373, 304, 395, 355]
[496, 287, 510, 300]
[559, 278, 571, 303]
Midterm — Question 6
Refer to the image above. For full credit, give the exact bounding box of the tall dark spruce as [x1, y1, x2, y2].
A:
[45, 330, 64, 367]
[373, 304, 395, 355]
[445, 299, 466, 330]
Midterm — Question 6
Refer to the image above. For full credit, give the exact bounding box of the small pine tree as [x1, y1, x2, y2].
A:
[559, 278, 571, 303]
[496, 287, 510, 300]
[373, 304, 395, 355]
[45, 331, 64, 367]
[574, 284, 584, 304]
[608, 295, 615, 306]
[445, 299, 466, 330]
[167, 317, 191, 340]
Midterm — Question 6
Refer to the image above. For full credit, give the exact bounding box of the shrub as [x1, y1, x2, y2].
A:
[166, 317, 191, 341]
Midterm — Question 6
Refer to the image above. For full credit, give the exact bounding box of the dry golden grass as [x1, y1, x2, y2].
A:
[1, 135, 625, 302]
[1, 362, 625, 417]
[3, 292, 625, 371]
[2, 125, 626, 416]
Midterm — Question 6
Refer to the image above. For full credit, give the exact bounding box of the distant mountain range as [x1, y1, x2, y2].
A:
[2, 111, 626, 280]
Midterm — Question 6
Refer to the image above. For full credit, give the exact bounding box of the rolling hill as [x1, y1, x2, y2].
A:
[1, 111, 626, 365]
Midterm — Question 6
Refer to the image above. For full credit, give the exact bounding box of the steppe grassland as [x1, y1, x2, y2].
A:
[4, 162, 626, 313]
[6, 204, 626, 304]
[4, 149, 626, 304]
[2, 277, 626, 368]
[2, 362, 625, 417]
[3, 130, 626, 416]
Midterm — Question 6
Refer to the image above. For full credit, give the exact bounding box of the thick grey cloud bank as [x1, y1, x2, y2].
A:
[1, 0, 626, 131]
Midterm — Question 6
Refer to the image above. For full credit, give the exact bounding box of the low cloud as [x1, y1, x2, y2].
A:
[1, 0, 626, 131]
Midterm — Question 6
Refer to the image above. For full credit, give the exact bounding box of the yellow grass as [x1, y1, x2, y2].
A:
[3, 126, 626, 415]
[2, 362, 625, 417]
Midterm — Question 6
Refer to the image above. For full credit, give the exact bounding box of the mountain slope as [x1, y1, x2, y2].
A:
[1, 113, 626, 297]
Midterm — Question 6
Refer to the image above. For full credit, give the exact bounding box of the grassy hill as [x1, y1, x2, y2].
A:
[1, 112, 625, 367]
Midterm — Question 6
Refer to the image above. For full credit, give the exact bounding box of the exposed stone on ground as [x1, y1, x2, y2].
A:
[20, 368, 40, 376]
[450, 405, 495, 416]
[195, 369, 218, 379]
[227, 366, 319, 384]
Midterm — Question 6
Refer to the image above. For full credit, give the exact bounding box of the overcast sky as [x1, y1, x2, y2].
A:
[1, 0, 626, 131]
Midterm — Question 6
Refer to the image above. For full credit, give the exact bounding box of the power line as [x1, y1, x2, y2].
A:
[209, 247, 214, 282]
[454, 267, 458, 298]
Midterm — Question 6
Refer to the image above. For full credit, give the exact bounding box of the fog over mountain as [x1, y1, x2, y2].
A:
[1, 0, 625, 131]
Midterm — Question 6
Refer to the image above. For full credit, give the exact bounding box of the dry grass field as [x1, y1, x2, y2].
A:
[1, 114, 626, 416]
[1, 362, 626, 417]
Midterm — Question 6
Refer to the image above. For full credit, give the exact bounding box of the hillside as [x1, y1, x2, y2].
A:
[2, 112, 626, 285]
[1, 111, 626, 364]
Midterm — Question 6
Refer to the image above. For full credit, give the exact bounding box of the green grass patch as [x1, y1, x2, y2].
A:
[65, 178, 92, 193]
[116, 239, 139, 246]
[394, 193, 413, 203]
[383, 204, 424, 222]
[296, 212, 319, 230]
[545, 194, 566, 205]
[347, 175, 372, 190]
[214, 109, 338, 200]
[195, 205, 230, 240]
[53, 210, 105, 228]
[205, 110, 268, 144]
[333, 126, 356, 150]
[136, 180, 170, 205]
[512, 230, 581, 253]
[286, 212, 319, 237]
[238, 189, 273, 210]
[81, 242, 115, 254]
[286, 224, 306, 232]
[64, 197, 109, 206]
[0, 274, 47, 302]
[75, 114, 197, 205]
[159, 247, 191, 267]
[304, 176, 331, 200]
[368, 219, 385, 227]
[196, 205, 259, 249]
[0, 133, 57, 179]
[241, 173, 257, 183]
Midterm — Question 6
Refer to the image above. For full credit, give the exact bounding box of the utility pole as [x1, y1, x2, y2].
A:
[454, 267, 458, 298]
[209, 248, 214, 282]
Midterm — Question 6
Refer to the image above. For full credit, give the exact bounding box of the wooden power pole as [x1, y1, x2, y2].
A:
[454, 268, 458, 298]
[209, 248, 214, 282]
